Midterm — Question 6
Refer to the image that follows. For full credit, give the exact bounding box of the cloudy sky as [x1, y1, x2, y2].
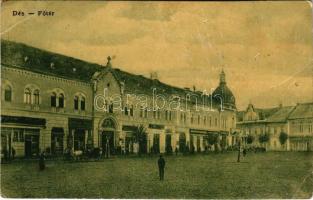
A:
[1, 1, 312, 110]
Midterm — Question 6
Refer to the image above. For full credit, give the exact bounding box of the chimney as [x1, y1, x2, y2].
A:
[150, 72, 159, 80]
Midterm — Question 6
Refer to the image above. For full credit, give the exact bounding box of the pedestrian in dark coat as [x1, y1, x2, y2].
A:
[39, 152, 45, 171]
[12, 147, 16, 160]
[158, 154, 166, 181]
[243, 148, 247, 157]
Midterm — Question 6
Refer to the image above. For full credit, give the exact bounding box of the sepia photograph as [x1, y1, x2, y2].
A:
[1, 1, 313, 199]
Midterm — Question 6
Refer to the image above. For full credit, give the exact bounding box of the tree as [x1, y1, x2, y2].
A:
[259, 133, 270, 144]
[207, 134, 218, 145]
[279, 132, 288, 145]
[134, 125, 147, 155]
[247, 135, 254, 144]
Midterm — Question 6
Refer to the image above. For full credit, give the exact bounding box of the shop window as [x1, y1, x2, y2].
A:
[13, 129, 24, 142]
[4, 85, 12, 102]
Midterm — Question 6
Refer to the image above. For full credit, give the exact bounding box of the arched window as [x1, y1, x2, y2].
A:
[24, 88, 31, 104]
[4, 85, 12, 102]
[33, 89, 40, 105]
[51, 92, 57, 107]
[81, 97, 85, 111]
[58, 93, 64, 108]
[74, 96, 79, 110]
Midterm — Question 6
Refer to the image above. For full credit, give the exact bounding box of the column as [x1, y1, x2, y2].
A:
[160, 131, 165, 153]
[84, 129, 88, 149]
[200, 136, 204, 151]
[71, 129, 75, 151]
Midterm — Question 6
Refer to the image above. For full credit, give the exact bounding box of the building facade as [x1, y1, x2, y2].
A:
[237, 103, 313, 151]
[1, 40, 237, 157]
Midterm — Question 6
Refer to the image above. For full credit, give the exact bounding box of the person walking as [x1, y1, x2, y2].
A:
[243, 148, 247, 157]
[12, 147, 16, 160]
[39, 151, 45, 171]
[158, 154, 166, 181]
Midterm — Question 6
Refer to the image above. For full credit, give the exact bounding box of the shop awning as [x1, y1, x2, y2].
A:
[122, 125, 137, 132]
[190, 129, 207, 135]
[1, 115, 46, 127]
[68, 118, 92, 129]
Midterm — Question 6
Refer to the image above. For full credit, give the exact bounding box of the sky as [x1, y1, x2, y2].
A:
[1, 1, 312, 110]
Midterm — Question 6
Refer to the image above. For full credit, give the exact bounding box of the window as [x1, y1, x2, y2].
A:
[204, 116, 207, 125]
[24, 88, 31, 104]
[74, 96, 79, 110]
[165, 110, 172, 121]
[109, 103, 113, 113]
[191, 114, 194, 124]
[58, 93, 64, 108]
[144, 108, 148, 118]
[153, 110, 157, 119]
[300, 123, 303, 133]
[157, 110, 161, 119]
[140, 106, 144, 118]
[80, 96, 85, 111]
[4, 85, 12, 102]
[130, 105, 134, 117]
[13, 129, 24, 142]
[124, 106, 129, 115]
[33, 89, 40, 105]
[215, 118, 218, 126]
[209, 116, 212, 127]
[51, 92, 57, 107]
[198, 115, 200, 124]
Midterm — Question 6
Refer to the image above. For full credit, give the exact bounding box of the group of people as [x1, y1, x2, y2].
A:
[1, 147, 16, 161]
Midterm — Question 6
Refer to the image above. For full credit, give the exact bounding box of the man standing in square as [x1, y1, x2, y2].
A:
[158, 154, 165, 181]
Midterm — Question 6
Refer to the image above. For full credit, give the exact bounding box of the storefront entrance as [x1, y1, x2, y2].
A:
[51, 127, 64, 155]
[179, 133, 186, 152]
[152, 134, 160, 153]
[101, 131, 115, 156]
[74, 129, 86, 151]
[100, 118, 117, 157]
[25, 133, 39, 157]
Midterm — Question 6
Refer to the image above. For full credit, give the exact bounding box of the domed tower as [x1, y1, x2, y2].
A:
[212, 70, 236, 110]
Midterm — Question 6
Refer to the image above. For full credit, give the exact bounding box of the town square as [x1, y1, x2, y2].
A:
[1, 1, 313, 199]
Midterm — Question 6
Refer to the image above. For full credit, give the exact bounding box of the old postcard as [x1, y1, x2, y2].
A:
[1, 1, 312, 199]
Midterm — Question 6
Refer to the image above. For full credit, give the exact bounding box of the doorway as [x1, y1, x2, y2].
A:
[25, 135, 39, 157]
[102, 131, 115, 156]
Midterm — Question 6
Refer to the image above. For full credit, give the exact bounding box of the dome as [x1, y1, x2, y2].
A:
[212, 70, 236, 110]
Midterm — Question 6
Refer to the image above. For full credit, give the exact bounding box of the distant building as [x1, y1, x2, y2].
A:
[1, 40, 237, 157]
[237, 103, 313, 151]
